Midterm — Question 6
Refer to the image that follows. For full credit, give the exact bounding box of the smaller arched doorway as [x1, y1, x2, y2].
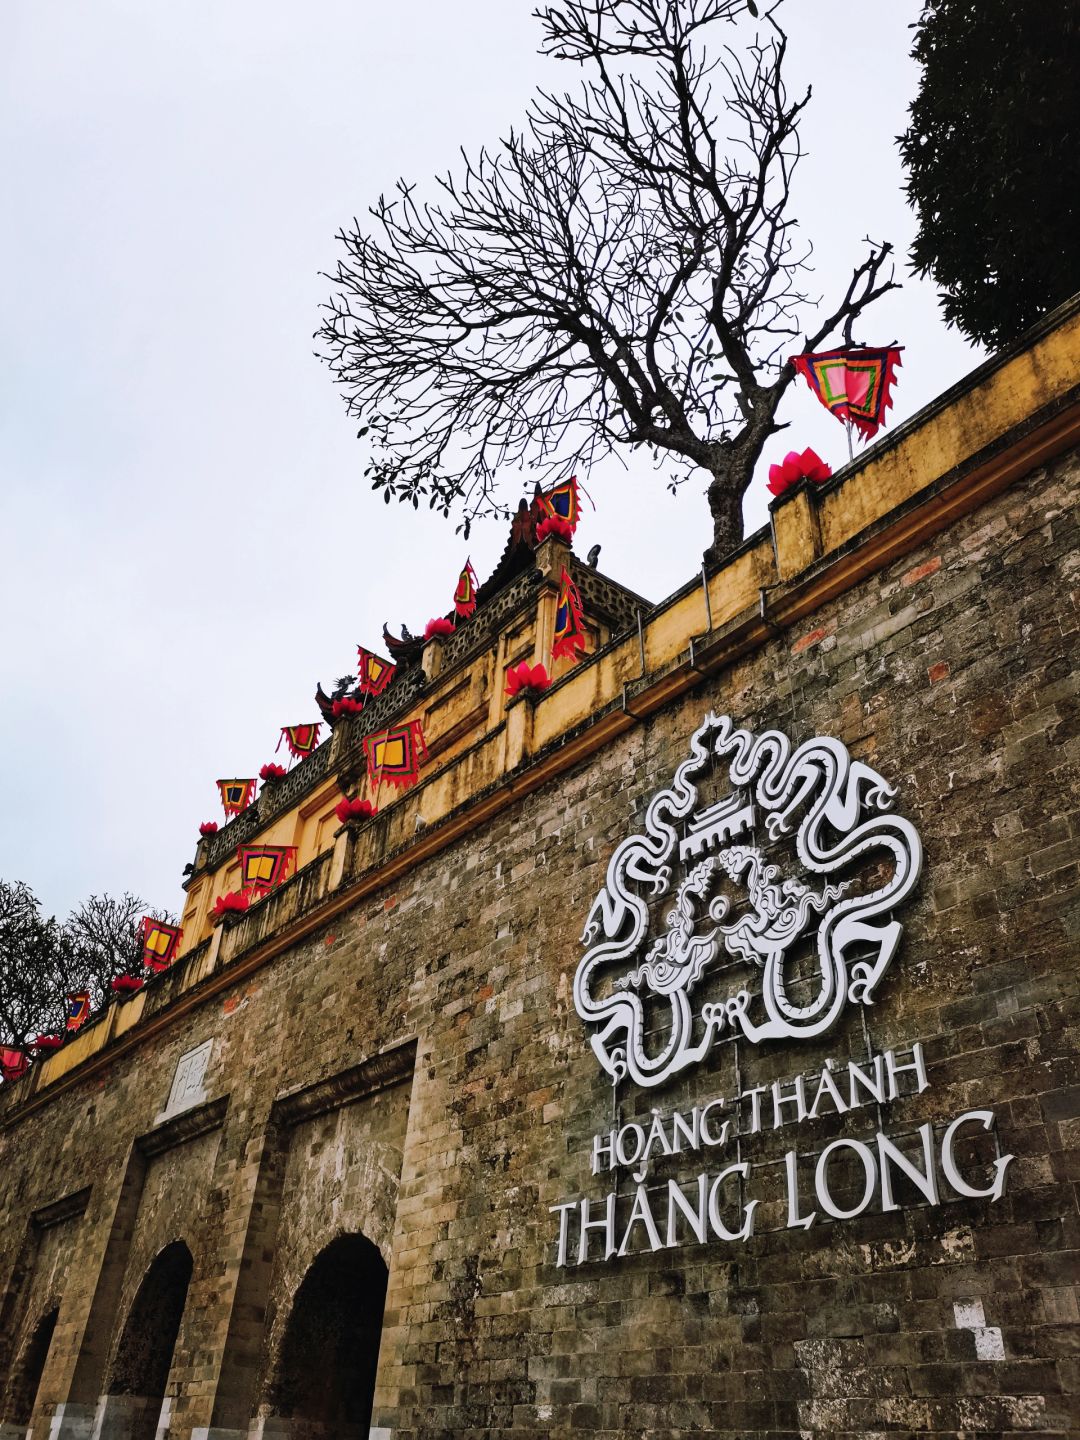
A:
[3, 1305, 59, 1432]
[266, 1233, 388, 1438]
[103, 1240, 193, 1440]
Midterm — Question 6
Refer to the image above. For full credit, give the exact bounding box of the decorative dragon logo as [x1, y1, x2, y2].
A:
[574, 714, 923, 1089]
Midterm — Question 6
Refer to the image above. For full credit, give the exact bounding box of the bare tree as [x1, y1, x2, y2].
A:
[319, 0, 897, 559]
[0, 881, 68, 1049]
[63, 892, 154, 1008]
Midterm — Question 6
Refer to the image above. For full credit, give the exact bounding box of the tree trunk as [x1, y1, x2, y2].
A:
[704, 468, 747, 567]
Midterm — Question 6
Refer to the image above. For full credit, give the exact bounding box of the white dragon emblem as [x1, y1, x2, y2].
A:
[574, 713, 923, 1089]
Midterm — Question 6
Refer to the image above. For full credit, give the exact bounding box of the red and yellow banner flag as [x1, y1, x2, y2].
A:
[552, 568, 587, 661]
[453, 559, 479, 618]
[237, 844, 297, 899]
[217, 778, 257, 817]
[540, 476, 587, 533]
[790, 346, 903, 441]
[277, 723, 322, 760]
[66, 992, 92, 1033]
[0, 1048, 29, 1082]
[140, 918, 183, 973]
[364, 720, 427, 790]
[357, 647, 396, 697]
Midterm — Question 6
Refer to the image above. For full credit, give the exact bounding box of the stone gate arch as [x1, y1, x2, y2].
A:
[1, 1303, 59, 1435]
[261, 1232, 388, 1439]
[98, 1239, 193, 1440]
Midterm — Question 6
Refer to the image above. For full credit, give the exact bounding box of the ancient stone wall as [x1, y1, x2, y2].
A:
[0, 437, 1076, 1438]
[365, 449, 1079, 1439]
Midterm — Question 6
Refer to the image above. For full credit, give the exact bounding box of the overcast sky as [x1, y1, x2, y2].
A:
[0, 1, 979, 921]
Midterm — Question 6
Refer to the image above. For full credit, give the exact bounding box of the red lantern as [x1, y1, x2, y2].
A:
[110, 975, 144, 996]
[536, 514, 573, 544]
[505, 661, 552, 698]
[766, 447, 833, 498]
[213, 891, 250, 919]
[335, 796, 377, 824]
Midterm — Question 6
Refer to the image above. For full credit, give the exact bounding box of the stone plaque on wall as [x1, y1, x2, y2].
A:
[158, 1040, 213, 1122]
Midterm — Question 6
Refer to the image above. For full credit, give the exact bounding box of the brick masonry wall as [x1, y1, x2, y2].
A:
[0, 449, 1076, 1440]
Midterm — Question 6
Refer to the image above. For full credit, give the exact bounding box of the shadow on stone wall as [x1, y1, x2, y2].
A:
[2, 1305, 58, 1432]
[261, 1233, 387, 1440]
[98, 1240, 192, 1440]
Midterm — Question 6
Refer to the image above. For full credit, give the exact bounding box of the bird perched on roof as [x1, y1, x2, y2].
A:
[383, 622, 423, 661]
[587, 544, 601, 569]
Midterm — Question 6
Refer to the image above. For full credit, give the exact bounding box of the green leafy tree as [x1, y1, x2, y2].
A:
[899, 0, 1080, 349]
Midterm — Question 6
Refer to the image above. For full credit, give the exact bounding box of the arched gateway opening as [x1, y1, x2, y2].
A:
[5, 1305, 59, 1431]
[105, 1240, 193, 1440]
[267, 1233, 388, 1439]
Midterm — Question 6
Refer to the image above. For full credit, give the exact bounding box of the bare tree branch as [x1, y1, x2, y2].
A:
[0, 883, 176, 1060]
[63, 892, 170, 1008]
[318, 0, 898, 555]
[0, 881, 68, 1049]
